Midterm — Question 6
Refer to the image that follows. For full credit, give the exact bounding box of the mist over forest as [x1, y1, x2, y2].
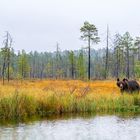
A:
[1, 23, 140, 82]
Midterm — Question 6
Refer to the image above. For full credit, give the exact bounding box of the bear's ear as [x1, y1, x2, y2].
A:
[117, 78, 120, 81]
[125, 78, 128, 81]
[123, 78, 125, 82]
[123, 78, 128, 82]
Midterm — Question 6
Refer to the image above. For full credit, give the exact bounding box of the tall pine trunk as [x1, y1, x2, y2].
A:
[126, 44, 130, 79]
[88, 35, 91, 80]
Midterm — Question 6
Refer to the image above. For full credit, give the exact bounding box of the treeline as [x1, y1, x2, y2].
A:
[1, 23, 140, 83]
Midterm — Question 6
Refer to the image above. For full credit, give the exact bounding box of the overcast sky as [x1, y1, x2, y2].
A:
[0, 0, 140, 52]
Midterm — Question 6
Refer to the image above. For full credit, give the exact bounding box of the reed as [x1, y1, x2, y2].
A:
[0, 80, 140, 121]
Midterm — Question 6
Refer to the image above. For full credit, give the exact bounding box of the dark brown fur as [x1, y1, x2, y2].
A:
[117, 78, 139, 93]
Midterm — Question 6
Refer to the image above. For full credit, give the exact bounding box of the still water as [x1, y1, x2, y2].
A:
[0, 114, 140, 140]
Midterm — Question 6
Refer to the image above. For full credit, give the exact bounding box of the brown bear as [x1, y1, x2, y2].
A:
[117, 78, 139, 93]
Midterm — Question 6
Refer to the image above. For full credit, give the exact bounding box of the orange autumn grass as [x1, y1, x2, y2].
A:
[0, 80, 140, 121]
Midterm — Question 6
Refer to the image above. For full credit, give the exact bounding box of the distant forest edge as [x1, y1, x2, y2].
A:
[1, 21, 140, 83]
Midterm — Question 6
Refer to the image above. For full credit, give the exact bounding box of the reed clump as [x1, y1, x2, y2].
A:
[0, 80, 140, 121]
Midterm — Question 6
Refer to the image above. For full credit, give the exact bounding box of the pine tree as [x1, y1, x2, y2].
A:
[80, 21, 100, 80]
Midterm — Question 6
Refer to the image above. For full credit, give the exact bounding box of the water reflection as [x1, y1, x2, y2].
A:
[0, 114, 140, 140]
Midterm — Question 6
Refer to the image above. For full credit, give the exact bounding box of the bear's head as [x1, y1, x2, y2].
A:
[116, 78, 128, 91]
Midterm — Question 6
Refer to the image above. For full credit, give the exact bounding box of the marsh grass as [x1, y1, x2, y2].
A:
[0, 80, 140, 121]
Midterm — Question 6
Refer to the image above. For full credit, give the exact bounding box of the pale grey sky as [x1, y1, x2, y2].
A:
[0, 0, 140, 52]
